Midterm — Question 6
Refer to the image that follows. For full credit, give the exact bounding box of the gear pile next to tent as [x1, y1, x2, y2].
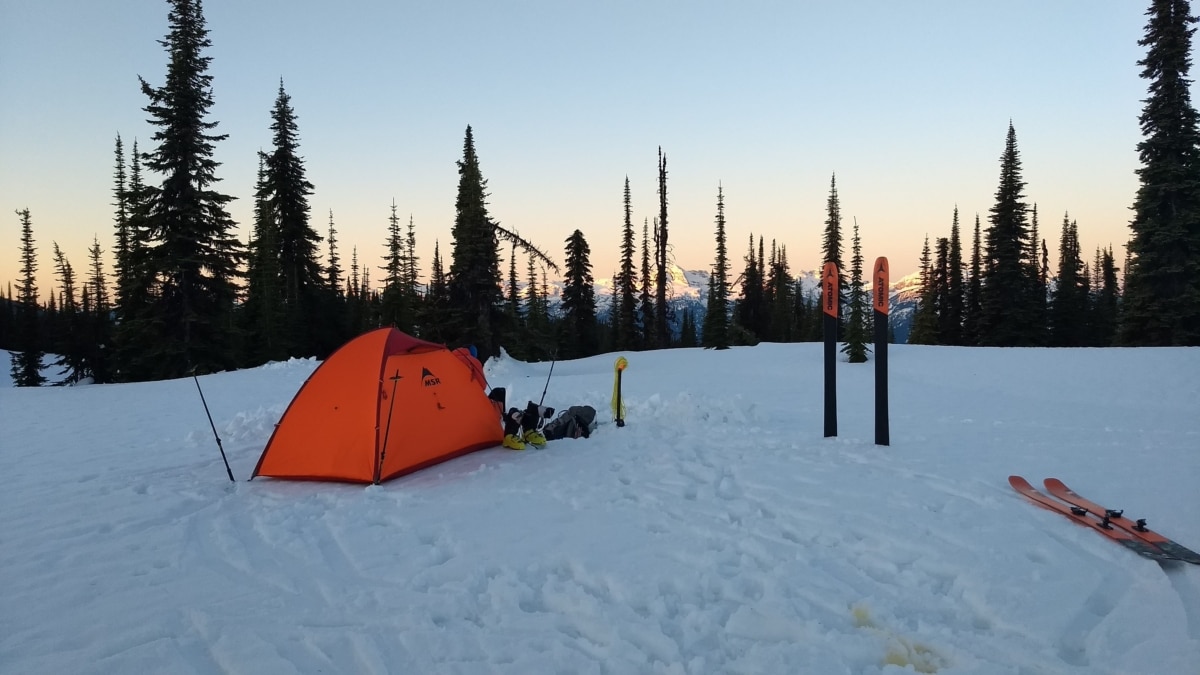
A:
[252, 328, 502, 484]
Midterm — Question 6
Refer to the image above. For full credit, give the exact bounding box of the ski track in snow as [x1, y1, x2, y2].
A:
[2, 346, 1198, 674]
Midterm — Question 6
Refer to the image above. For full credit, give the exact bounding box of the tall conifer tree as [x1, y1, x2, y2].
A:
[326, 210, 342, 294]
[615, 177, 639, 350]
[1050, 215, 1090, 346]
[561, 230, 598, 358]
[85, 237, 113, 383]
[702, 184, 731, 349]
[111, 141, 159, 381]
[244, 154, 286, 364]
[138, 0, 243, 377]
[909, 236, 939, 345]
[980, 123, 1038, 346]
[50, 243, 89, 385]
[1122, 0, 1200, 345]
[639, 218, 657, 349]
[654, 148, 671, 348]
[447, 126, 502, 356]
[262, 81, 322, 354]
[11, 209, 46, 386]
[1093, 246, 1121, 346]
[944, 207, 965, 345]
[963, 214, 984, 344]
[822, 174, 846, 336]
[111, 135, 131, 310]
[842, 221, 869, 361]
[379, 201, 411, 331]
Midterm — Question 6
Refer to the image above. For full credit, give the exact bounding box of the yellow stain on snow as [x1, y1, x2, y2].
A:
[852, 604, 948, 674]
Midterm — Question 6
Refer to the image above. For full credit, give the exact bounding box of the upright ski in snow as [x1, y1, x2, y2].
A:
[1042, 478, 1200, 565]
[1008, 476, 1180, 563]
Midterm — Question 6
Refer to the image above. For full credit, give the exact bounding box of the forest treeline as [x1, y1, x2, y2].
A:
[5, 0, 1200, 387]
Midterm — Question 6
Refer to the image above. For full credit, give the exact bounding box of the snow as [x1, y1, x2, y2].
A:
[2, 344, 1198, 674]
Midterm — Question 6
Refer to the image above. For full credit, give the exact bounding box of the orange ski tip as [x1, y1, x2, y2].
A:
[873, 257, 889, 314]
[821, 262, 839, 318]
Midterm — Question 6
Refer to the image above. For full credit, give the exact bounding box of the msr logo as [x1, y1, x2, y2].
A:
[421, 367, 441, 387]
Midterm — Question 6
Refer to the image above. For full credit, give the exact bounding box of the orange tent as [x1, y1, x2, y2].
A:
[252, 328, 503, 484]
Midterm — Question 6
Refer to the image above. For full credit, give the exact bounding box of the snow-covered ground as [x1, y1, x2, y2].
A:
[2, 343, 1198, 674]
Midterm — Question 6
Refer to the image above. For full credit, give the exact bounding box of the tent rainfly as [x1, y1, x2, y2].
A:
[252, 328, 503, 484]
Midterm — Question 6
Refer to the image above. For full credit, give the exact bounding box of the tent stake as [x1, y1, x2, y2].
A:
[192, 370, 235, 483]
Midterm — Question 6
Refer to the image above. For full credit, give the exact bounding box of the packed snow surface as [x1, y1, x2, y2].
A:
[2, 344, 1198, 674]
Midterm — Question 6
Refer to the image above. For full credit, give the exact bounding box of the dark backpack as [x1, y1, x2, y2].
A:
[542, 405, 598, 441]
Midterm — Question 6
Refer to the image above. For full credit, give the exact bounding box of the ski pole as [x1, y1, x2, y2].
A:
[538, 352, 557, 407]
[192, 369, 235, 483]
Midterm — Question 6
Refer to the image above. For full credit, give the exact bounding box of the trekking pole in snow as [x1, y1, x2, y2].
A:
[375, 369, 403, 485]
[822, 262, 838, 438]
[192, 369, 235, 482]
[873, 257, 890, 446]
[612, 356, 627, 427]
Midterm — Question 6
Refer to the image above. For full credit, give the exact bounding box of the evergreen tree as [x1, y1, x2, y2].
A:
[111, 141, 160, 381]
[767, 242, 796, 342]
[1093, 246, 1121, 346]
[701, 184, 731, 349]
[111, 135, 131, 310]
[243, 154, 287, 365]
[963, 214, 985, 344]
[639, 218, 657, 349]
[500, 245, 528, 359]
[654, 147, 671, 348]
[11, 209, 45, 386]
[139, 0, 244, 377]
[561, 230, 598, 358]
[447, 126, 502, 356]
[842, 220, 869, 362]
[0, 285, 15, 352]
[50, 243, 89, 385]
[379, 201, 412, 331]
[933, 237, 955, 340]
[262, 81, 323, 355]
[734, 234, 765, 341]
[980, 123, 1038, 346]
[909, 236, 939, 344]
[524, 254, 553, 360]
[615, 177, 639, 350]
[944, 207, 966, 345]
[1050, 214, 1091, 346]
[446, 126, 555, 358]
[822, 173, 846, 332]
[506, 243, 521, 320]
[1028, 205, 1049, 345]
[421, 241, 452, 344]
[320, 210, 348, 350]
[86, 236, 113, 383]
[403, 214, 421, 323]
[326, 210, 342, 294]
[1121, 0, 1200, 345]
[679, 309, 698, 347]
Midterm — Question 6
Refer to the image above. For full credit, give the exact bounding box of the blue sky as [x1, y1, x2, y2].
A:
[0, 1, 1170, 296]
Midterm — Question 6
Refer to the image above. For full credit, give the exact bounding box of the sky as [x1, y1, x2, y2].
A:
[3, 343, 1199, 673]
[0, 1, 1175, 297]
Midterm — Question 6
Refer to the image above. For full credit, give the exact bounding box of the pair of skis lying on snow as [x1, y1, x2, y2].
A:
[1009, 476, 1199, 565]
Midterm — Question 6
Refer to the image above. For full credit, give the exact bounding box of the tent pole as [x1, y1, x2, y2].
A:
[376, 370, 403, 485]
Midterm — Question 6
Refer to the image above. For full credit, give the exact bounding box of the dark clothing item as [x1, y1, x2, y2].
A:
[542, 406, 598, 440]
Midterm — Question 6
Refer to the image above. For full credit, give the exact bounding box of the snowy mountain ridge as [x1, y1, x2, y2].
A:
[538, 263, 919, 339]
